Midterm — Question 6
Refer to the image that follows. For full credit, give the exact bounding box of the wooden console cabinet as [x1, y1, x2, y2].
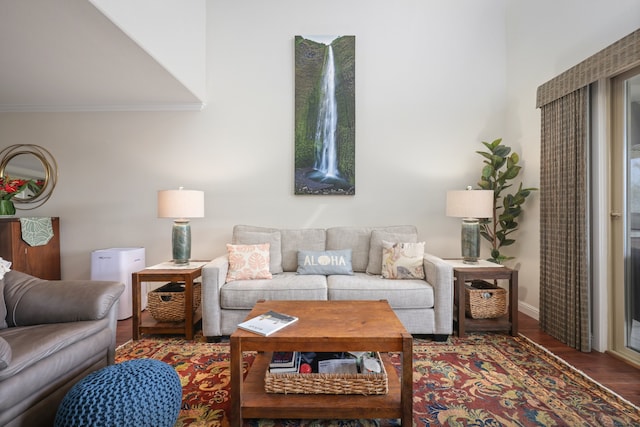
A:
[0, 217, 61, 280]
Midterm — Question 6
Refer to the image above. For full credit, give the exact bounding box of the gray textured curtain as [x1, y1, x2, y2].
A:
[539, 88, 590, 352]
[536, 29, 640, 352]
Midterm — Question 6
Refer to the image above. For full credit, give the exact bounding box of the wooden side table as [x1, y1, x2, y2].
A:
[132, 262, 206, 340]
[450, 262, 518, 337]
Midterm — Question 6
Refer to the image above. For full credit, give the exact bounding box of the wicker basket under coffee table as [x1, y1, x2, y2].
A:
[230, 300, 413, 426]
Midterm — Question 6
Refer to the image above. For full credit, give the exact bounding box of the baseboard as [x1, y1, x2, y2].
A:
[518, 301, 539, 321]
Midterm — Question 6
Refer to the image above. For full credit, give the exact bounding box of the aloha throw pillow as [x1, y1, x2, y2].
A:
[226, 243, 273, 282]
[297, 249, 354, 275]
[381, 241, 425, 279]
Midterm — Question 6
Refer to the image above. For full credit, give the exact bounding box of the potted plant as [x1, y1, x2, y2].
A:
[0, 176, 40, 216]
[476, 138, 537, 264]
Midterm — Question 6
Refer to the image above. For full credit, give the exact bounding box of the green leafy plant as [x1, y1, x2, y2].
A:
[476, 138, 537, 264]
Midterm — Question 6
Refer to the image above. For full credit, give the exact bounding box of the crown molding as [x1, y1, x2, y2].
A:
[0, 103, 206, 113]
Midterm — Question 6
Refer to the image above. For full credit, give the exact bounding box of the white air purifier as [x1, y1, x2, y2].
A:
[91, 247, 146, 320]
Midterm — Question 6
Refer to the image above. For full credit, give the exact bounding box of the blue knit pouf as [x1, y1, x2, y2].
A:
[55, 359, 182, 427]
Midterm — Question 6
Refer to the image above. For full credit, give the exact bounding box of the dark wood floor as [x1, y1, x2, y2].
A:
[517, 313, 640, 406]
[116, 311, 640, 406]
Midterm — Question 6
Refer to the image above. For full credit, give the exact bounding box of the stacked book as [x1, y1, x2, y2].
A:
[269, 351, 301, 373]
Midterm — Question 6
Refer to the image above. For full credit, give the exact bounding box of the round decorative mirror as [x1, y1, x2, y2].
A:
[0, 145, 57, 209]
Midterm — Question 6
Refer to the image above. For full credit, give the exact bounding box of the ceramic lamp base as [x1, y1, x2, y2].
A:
[461, 218, 480, 264]
[171, 219, 191, 265]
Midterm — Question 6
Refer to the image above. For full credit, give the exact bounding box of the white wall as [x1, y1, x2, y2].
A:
[89, 0, 207, 102]
[505, 0, 640, 318]
[0, 0, 637, 320]
[0, 0, 507, 278]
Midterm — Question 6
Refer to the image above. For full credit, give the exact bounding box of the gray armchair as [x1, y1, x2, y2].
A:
[0, 270, 125, 427]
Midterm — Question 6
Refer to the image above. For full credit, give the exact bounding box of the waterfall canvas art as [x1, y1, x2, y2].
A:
[294, 35, 355, 195]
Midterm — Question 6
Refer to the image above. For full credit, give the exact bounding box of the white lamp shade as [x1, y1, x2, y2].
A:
[446, 189, 494, 219]
[158, 189, 205, 219]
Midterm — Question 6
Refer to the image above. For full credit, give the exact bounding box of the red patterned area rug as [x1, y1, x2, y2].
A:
[115, 333, 640, 426]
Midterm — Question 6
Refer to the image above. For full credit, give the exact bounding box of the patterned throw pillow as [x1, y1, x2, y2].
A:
[233, 229, 283, 274]
[381, 241, 425, 279]
[0, 279, 6, 329]
[226, 243, 273, 282]
[0, 336, 11, 370]
[297, 249, 353, 275]
[366, 230, 418, 275]
[0, 257, 11, 329]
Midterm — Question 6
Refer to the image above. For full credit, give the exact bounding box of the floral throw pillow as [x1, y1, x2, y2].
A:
[381, 241, 425, 279]
[226, 243, 273, 282]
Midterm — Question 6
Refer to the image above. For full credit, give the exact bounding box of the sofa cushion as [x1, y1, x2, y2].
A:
[226, 243, 272, 282]
[326, 226, 418, 273]
[325, 227, 374, 272]
[0, 279, 6, 329]
[0, 318, 110, 381]
[366, 230, 418, 275]
[0, 336, 10, 370]
[297, 250, 353, 275]
[220, 273, 327, 309]
[327, 273, 434, 309]
[232, 225, 283, 274]
[381, 241, 426, 279]
[281, 228, 326, 272]
[3, 271, 124, 327]
[0, 321, 113, 420]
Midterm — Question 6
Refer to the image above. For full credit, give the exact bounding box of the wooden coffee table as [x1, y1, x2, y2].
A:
[230, 300, 413, 426]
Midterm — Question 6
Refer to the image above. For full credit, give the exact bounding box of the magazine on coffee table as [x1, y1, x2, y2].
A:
[238, 310, 299, 336]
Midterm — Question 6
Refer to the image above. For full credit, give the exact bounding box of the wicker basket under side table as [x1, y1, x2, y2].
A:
[465, 281, 507, 319]
[147, 282, 202, 322]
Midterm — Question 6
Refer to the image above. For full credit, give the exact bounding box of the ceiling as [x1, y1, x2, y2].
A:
[0, 0, 205, 112]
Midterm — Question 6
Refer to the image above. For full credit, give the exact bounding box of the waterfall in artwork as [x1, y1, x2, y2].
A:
[295, 35, 355, 195]
[312, 45, 341, 181]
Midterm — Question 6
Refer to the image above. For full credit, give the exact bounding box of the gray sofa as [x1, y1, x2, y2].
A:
[202, 225, 453, 340]
[0, 270, 125, 427]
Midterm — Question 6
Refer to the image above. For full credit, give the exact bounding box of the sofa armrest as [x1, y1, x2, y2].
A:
[423, 253, 454, 335]
[201, 255, 229, 337]
[3, 270, 125, 327]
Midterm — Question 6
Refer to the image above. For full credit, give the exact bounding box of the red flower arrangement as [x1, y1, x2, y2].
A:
[0, 176, 42, 201]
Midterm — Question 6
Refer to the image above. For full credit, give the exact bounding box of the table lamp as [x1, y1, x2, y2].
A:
[446, 187, 494, 264]
[158, 187, 205, 265]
